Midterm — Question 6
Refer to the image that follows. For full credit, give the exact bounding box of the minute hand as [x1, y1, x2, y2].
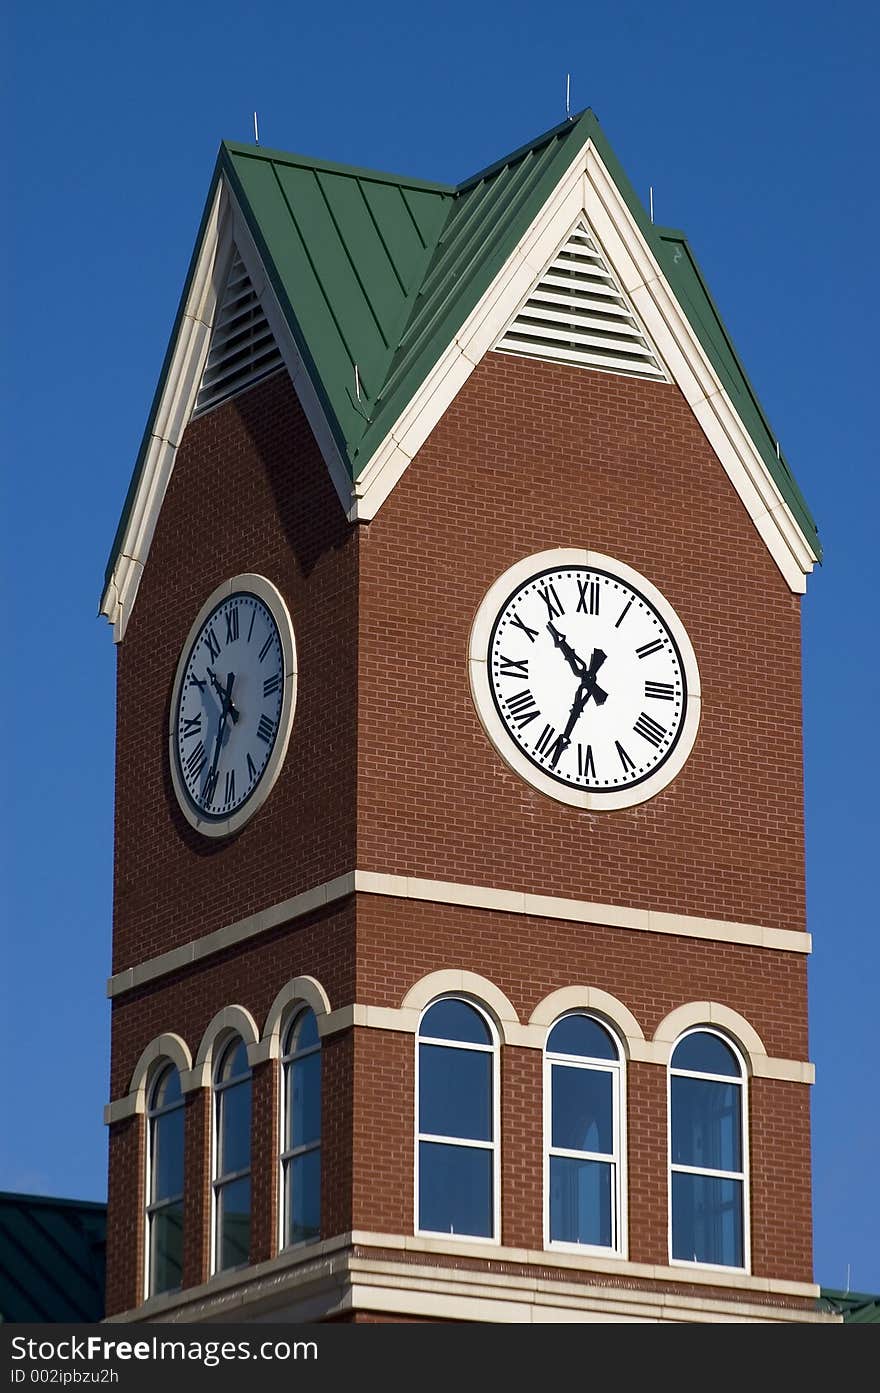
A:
[548, 648, 609, 769]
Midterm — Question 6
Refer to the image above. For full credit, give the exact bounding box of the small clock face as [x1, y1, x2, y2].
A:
[470, 550, 700, 810]
[169, 575, 296, 837]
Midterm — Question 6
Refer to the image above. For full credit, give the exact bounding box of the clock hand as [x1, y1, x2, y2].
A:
[547, 648, 609, 768]
[547, 623, 609, 704]
[205, 671, 236, 804]
[206, 665, 240, 724]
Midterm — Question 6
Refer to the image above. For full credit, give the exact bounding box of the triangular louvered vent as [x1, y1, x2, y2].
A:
[494, 221, 667, 381]
[193, 250, 284, 416]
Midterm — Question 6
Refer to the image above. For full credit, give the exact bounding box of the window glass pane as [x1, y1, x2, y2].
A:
[217, 1177, 251, 1271]
[548, 1015, 617, 1061]
[218, 1078, 251, 1177]
[287, 1051, 321, 1149]
[549, 1155, 612, 1247]
[419, 1043, 491, 1141]
[671, 1076, 741, 1171]
[153, 1065, 182, 1109]
[149, 1201, 183, 1295]
[290, 1008, 319, 1053]
[419, 1141, 493, 1237]
[551, 1063, 613, 1155]
[672, 1031, 739, 1077]
[420, 999, 491, 1045]
[152, 1105, 184, 1201]
[219, 1038, 249, 1083]
[287, 1148, 321, 1246]
[672, 1172, 743, 1267]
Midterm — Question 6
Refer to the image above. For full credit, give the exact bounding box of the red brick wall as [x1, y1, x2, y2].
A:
[357, 352, 806, 934]
[112, 374, 358, 975]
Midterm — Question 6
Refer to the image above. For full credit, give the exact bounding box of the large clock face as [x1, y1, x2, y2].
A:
[469, 550, 701, 811]
[169, 575, 296, 837]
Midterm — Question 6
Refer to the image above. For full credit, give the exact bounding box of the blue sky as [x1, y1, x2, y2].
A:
[3, 0, 877, 1296]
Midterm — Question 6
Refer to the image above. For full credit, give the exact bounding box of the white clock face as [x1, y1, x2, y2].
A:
[169, 575, 296, 837]
[470, 551, 701, 811]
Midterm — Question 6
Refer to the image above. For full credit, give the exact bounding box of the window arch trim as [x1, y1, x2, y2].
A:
[402, 971, 520, 1044]
[653, 1003, 767, 1074]
[257, 976, 332, 1063]
[191, 1006, 260, 1088]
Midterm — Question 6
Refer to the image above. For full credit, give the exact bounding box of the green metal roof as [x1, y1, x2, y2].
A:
[0, 1192, 106, 1322]
[818, 1288, 880, 1323]
[104, 110, 820, 597]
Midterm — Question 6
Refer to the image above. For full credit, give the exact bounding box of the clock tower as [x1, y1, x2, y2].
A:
[100, 110, 832, 1322]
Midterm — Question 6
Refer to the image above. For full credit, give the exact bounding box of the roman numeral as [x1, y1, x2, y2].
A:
[535, 724, 568, 767]
[645, 681, 675, 701]
[636, 638, 665, 659]
[634, 712, 667, 747]
[505, 689, 540, 729]
[537, 583, 564, 620]
[263, 673, 281, 699]
[509, 612, 539, 643]
[203, 627, 221, 661]
[188, 673, 206, 692]
[246, 753, 258, 782]
[578, 744, 596, 780]
[615, 741, 636, 773]
[577, 578, 600, 615]
[247, 608, 256, 643]
[182, 714, 202, 738]
[224, 769, 236, 804]
[615, 599, 633, 628]
[225, 606, 239, 644]
[258, 634, 274, 662]
[256, 714, 276, 744]
[498, 655, 529, 680]
[185, 742, 207, 778]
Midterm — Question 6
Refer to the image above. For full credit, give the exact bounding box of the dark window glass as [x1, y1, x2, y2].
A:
[549, 1156, 612, 1246]
[218, 1078, 251, 1176]
[217, 1177, 251, 1271]
[548, 1015, 617, 1060]
[149, 1202, 183, 1293]
[288, 1050, 321, 1149]
[671, 1076, 741, 1172]
[419, 1142, 493, 1237]
[154, 1067, 182, 1108]
[219, 1039, 250, 1082]
[289, 1009, 319, 1052]
[152, 1105, 184, 1201]
[419, 1043, 491, 1141]
[671, 1173, 743, 1267]
[288, 1149, 321, 1247]
[672, 1031, 739, 1077]
[551, 1064, 613, 1154]
[421, 999, 491, 1045]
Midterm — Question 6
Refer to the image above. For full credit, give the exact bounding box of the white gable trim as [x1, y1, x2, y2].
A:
[100, 180, 352, 642]
[351, 139, 816, 593]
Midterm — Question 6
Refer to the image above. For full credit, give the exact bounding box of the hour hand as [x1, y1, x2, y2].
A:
[547, 621, 589, 682]
[206, 666, 240, 724]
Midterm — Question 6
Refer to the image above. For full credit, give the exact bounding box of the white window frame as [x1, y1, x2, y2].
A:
[667, 1027, 750, 1274]
[143, 1062, 185, 1301]
[543, 1013, 627, 1258]
[211, 1034, 252, 1276]
[414, 996, 501, 1245]
[278, 1005, 321, 1251]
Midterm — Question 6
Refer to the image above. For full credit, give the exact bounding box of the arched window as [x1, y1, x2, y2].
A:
[145, 1063, 185, 1297]
[280, 1007, 321, 1247]
[416, 998, 498, 1240]
[669, 1029, 747, 1269]
[212, 1036, 251, 1273]
[545, 1014, 624, 1253]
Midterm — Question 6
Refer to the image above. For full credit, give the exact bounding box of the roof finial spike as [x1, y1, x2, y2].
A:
[649, 186, 654, 224]
[565, 73, 571, 119]
[253, 111, 260, 145]
[776, 440, 781, 459]
[354, 364, 361, 402]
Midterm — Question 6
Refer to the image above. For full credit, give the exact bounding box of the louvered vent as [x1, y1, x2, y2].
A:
[193, 250, 284, 416]
[495, 221, 667, 381]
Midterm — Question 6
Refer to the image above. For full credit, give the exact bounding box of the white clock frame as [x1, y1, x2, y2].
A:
[169, 573, 297, 838]
[468, 549, 701, 811]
